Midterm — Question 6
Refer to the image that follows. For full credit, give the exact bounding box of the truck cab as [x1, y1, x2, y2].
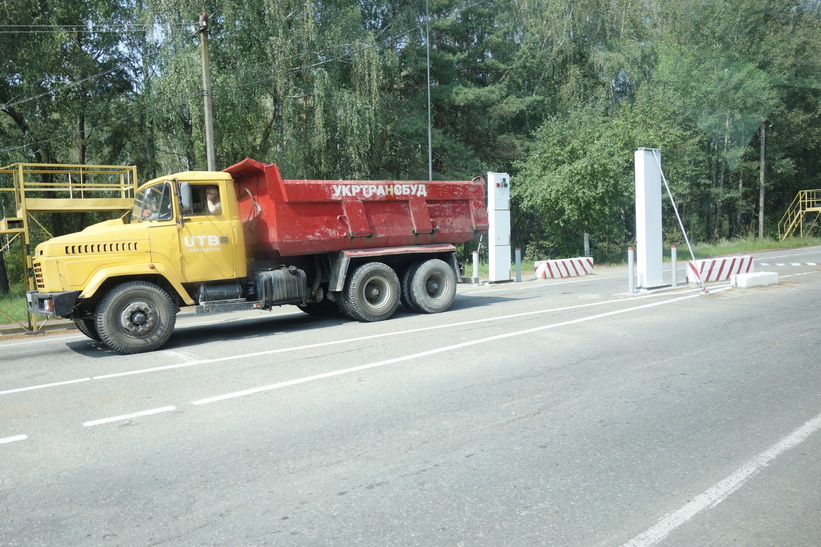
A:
[27, 173, 250, 353]
[131, 174, 247, 284]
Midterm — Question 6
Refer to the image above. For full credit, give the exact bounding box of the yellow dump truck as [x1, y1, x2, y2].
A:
[27, 158, 488, 354]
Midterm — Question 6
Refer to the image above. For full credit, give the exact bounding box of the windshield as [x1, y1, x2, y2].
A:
[132, 182, 172, 223]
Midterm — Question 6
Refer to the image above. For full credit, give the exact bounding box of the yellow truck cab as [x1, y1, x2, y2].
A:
[28, 173, 247, 353]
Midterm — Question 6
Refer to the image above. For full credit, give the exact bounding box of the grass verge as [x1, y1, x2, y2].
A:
[688, 236, 821, 258]
[0, 284, 29, 326]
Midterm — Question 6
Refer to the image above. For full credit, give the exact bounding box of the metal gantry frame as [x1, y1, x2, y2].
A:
[0, 163, 138, 332]
[779, 189, 821, 240]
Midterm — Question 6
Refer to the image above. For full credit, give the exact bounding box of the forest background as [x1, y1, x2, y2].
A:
[1, 0, 820, 290]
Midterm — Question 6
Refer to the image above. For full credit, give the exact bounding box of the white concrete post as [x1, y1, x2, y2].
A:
[635, 148, 664, 288]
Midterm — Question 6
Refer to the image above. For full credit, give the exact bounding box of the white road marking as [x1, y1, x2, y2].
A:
[0, 434, 28, 444]
[159, 349, 202, 363]
[5, 287, 715, 394]
[82, 406, 177, 427]
[192, 291, 709, 405]
[623, 411, 821, 547]
[0, 334, 81, 347]
[460, 273, 622, 295]
[0, 377, 91, 395]
[755, 262, 820, 268]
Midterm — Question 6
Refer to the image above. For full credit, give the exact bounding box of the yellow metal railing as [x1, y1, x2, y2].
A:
[0, 163, 138, 332]
[0, 163, 138, 214]
[778, 189, 821, 240]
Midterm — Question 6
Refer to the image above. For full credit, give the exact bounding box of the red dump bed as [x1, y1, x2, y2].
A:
[224, 158, 489, 257]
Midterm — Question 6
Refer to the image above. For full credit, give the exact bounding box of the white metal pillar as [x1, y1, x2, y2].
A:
[635, 148, 664, 289]
[487, 172, 511, 282]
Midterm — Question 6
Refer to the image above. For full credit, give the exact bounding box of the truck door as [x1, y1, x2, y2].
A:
[177, 182, 240, 282]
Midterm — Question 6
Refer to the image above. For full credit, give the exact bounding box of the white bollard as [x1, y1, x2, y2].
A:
[671, 245, 678, 288]
[515, 248, 522, 282]
[472, 251, 480, 285]
[628, 247, 636, 294]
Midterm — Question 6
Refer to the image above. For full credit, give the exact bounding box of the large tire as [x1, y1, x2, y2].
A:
[95, 281, 177, 354]
[408, 259, 457, 314]
[337, 262, 400, 322]
[400, 261, 422, 312]
[73, 318, 101, 341]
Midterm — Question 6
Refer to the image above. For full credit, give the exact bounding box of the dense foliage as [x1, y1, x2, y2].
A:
[1, 0, 820, 280]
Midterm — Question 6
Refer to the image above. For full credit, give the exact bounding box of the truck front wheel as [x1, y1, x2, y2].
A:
[337, 262, 400, 322]
[95, 281, 177, 354]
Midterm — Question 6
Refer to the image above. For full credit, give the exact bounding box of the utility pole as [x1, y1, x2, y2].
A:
[425, 0, 432, 181]
[197, 11, 216, 171]
[758, 122, 766, 239]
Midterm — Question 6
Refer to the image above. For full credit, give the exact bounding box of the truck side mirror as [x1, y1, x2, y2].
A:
[179, 182, 193, 212]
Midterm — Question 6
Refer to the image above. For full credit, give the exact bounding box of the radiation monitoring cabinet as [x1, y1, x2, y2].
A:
[487, 172, 511, 282]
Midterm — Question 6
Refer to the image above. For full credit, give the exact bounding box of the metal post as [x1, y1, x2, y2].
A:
[425, 0, 433, 181]
[515, 248, 522, 282]
[628, 247, 635, 294]
[671, 245, 678, 288]
[472, 251, 479, 285]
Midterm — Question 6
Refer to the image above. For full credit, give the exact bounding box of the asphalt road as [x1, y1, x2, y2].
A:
[1, 247, 820, 546]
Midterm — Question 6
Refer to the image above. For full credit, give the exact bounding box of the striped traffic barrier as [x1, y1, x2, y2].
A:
[686, 255, 754, 284]
[534, 257, 595, 279]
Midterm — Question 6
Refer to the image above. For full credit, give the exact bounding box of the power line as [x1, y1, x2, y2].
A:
[1, 0, 497, 155]
[0, 23, 191, 34]
[1, 68, 123, 111]
[0, 102, 170, 155]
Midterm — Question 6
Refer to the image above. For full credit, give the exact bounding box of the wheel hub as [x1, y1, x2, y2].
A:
[366, 284, 381, 301]
[120, 301, 156, 335]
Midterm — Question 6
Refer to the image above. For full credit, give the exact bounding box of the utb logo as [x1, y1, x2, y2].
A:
[184, 235, 221, 247]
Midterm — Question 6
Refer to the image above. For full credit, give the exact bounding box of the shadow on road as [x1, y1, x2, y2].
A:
[64, 292, 519, 358]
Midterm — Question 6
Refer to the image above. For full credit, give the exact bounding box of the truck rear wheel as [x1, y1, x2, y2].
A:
[73, 318, 101, 341]
[337, 262, 400, 322]
[408, 259, 457, 314]
[400, 262, 422, 312]
[95, 281, 176, 354]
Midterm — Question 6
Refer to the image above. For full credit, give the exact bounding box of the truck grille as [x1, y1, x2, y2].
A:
[32, 260, 44, 290]
[64, 242, 140, 255]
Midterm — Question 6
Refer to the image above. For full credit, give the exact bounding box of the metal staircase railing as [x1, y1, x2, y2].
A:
[778, 189, 821, 240]
[1, 163, 138, 332]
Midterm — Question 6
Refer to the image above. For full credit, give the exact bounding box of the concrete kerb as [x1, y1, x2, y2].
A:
[0, 318, 76, 338]
[732, 271, 779, 288]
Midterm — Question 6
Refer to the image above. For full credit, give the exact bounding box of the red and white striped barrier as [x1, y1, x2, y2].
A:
[534, 257, 594, 279]
[686, 255, 754, 283]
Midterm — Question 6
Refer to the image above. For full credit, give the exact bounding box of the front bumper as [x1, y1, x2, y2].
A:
[26, 290, 81, 317]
